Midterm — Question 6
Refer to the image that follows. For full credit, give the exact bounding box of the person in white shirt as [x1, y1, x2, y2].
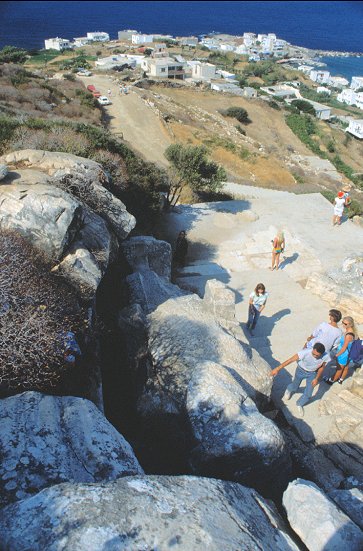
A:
[270, 343, 328, 417]
[304, 309, 342, 358]
[246, 283, 268, 336]
[333, 191, 346, 226]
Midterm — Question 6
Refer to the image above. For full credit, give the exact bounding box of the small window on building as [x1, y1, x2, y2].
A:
[161, 68, 166, 73]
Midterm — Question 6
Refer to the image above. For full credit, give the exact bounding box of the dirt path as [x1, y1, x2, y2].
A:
[78, 74, 172, 167]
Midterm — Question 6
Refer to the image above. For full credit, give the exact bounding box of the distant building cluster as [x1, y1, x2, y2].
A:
[44, 27, 363, 138]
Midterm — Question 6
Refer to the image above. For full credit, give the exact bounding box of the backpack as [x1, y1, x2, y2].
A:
[349, 339, 363, 365]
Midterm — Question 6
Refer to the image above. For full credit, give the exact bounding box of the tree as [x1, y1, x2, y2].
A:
[291, 99, 316, 115]
[224, 106, 251, 124]
[0, 45, 28, 64]
[164, 144, 226, 207]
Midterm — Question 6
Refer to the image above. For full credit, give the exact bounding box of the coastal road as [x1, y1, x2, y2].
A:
[78, 74, 172, 168]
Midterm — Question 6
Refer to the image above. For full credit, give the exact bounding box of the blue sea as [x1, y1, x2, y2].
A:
[1, 1, 363, 78]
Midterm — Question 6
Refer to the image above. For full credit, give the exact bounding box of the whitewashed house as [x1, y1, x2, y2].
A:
[242, 87, 258, 98]
[337, 88, 357, 105]
[304, 99, 331, 120]
[216, 69, 236, 80]
[220, 43, 235, 52]
[211, 82, 244, 95]
[346, 119, 363, 138]
[317, 86, 331, 95]
[355, 92, 363, 110]
[297, 65, 314, 74]
[118, 30, 138, 41]
[243, 33, 256, 48]
[260, 84, 298, 98]
[235, 44, 248, 55]
[73, 37, 91, 48]
[177, 36, 198, 47]
[191, 62, 216, 80]
[310, 70, 330, 84]
[44, 37, 72, 51]
[328, 76, 349, 88]
[351, 76, 363, 90]
[142, 57, 185, 79]
[132, 34, 154, 45]
[87, 32, 110, 42]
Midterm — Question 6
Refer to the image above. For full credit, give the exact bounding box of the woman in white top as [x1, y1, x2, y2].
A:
[247, 283, 268, 336]
[333, 191, 346, 226]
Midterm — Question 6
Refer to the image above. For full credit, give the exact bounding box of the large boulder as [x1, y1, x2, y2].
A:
[0, 392, 143, 507]
[138, 294, 290, 494]
[125, 270, 185, 314]
[0, 163, 8, 180]
[52, 208, 118, 299]
[283, 479, 363, 551]
[0, 475, 299, 551]
[0, 182, 82, 260]
[1, 149, 136, 241]
[121, 236, 172, 280]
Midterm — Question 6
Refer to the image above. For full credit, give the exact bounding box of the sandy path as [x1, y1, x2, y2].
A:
[78, 74, 172, 167]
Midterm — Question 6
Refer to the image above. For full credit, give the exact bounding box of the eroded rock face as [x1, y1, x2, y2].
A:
[283, 479, 363, 551]
[125, 270, 185, 314]
[306, 256, 363, 323]
[0, 164, 8, 180]
[0, 475, 299, 551]
[0, 392, 143, 507]
[121, 236, 172, 280]
[138, 294, 290, 493]
[0, 183, 82, 260]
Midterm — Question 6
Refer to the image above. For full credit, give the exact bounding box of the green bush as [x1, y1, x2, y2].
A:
[327, 140, 336, 153]
[291, 99, 316, 115]
[285, 113, 323, 156]
[223, 106, 250, 124]
[0, 45, 28, 64]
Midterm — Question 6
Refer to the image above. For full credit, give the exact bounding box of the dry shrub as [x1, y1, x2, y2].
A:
[91, 149, 129, 185]
[12, 126, 91, 156]
[0, 230, 87, 395]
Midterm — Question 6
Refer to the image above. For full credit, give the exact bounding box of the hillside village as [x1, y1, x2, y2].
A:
[0, 24, 362, 551]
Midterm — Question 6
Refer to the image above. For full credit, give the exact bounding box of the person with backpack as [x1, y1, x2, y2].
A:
[324, 316, 358, 385]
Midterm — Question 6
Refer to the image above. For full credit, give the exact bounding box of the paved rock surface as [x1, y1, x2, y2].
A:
[0, 392, 143, 507]
[159, 183, 363, 485]
[283, 478, 363, 551]
[0, 475, 298, 551]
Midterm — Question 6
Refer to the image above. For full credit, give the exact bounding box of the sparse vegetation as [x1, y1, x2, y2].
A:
[164, 144, 226, 207]
[222, 106, 251, 124]
[285, 113, 322, 156]
[0, 45, 28, 64]
[291, 99, 316, 115]
[0, 230, 87, 395]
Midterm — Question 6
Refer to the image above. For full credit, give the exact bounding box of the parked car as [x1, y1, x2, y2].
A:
[97, 96, 112, 106]
[77, 70, 92, 77]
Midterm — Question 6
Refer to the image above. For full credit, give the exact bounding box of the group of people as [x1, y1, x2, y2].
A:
[248, 292, 360, 416]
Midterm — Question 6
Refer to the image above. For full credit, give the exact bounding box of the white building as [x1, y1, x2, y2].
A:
[191, 62, 216, 81]
[356, 92, 363, 110]
[243, 33, 256, 48]
[328, 76, 349, 88]
[317, 86, 331, 95]
[310, 70, 330, 84]
[95, 54, 144, 69]
[73, 36, 91, 48]
[346, 119, 363, 138]
[350, 76, 363, 90]
[242, 87, 258, 98]
[142, 57, 185, 79]
[177, 36, 198, 47]
[211, 82, 244, 95]
[118, 30, 138, 41]
[235, 44, 248, 55]
[260, 84, 298, 98]
[216, 69, 236, 80]
[87, 32, 110, 42]
[44, 37, 72, 51]
[297, 65, 314, 74]
[303, 99, 331, 120]
[337, 88, 357, 105]
[220, 43, 235, 52]
[132, 34, 154, 45]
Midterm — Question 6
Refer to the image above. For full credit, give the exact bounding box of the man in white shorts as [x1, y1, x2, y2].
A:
[333, 191, 346, 226]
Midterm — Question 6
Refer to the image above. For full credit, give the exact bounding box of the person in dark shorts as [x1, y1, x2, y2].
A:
[173, 230, 188, 267]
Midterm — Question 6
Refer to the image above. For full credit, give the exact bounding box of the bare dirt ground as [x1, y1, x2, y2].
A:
[78, 74, 172, 167]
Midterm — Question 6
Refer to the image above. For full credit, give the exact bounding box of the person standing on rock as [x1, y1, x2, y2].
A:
[173, 230, 188, 267]
[324, 316, 358, 385]
[270, 343, 329, 417]
[304, 309, 342, 358]
[246, 283, 268, 336]
[270, 230, 285, 270]
[332, 191, 346, 226]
